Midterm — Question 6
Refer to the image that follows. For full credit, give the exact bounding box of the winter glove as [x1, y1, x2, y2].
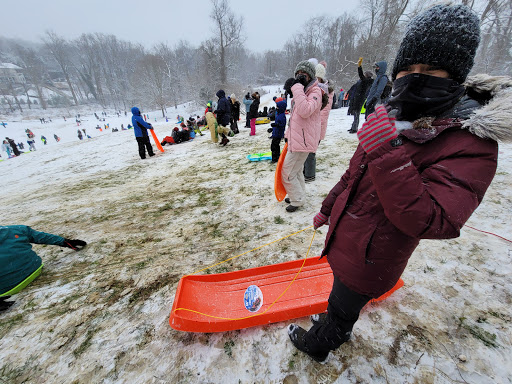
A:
[62, 239, 87, 251]
[267, 128, 273, 133]
[357, 106, 398, 153]
[0, 296, 14, 312]
[270, 122, 277, 127]
[357, 57, 363, 67]
[313, 212, 329, 230]
[295, 74, 308, 87]
[284, 78, 295, 98]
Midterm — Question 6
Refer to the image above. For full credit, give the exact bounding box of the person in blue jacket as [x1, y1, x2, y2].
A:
[131, 107, 155, 159]
[364, 60, 388, 117]
[267, 99, 287, 163]
[0, 225, 86, 311]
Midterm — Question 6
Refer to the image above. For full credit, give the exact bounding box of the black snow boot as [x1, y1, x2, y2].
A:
[288, 324, 329, 363]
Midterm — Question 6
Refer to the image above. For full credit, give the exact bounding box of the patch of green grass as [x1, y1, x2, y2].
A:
[73, 329, 96, 357]
[274, 216, 285, 224]
[423, 265, 434, 273]
[459, 317, 499, 347]
[224, 339, 235, 357]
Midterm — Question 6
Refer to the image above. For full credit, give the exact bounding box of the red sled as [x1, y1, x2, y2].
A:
[169, 256, 403, 333]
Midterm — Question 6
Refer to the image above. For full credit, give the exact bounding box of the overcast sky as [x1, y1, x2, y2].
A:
[4, 0, 359, 52]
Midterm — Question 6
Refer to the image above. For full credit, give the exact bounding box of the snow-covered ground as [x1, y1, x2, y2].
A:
[1, 86, 511, 383]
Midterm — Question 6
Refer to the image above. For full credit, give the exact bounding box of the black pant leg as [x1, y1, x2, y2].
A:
[144, 135, 154, 156]
[136, 136, 146, 158]
[304, 274, 371, 355]
[270, 137, 281, 162]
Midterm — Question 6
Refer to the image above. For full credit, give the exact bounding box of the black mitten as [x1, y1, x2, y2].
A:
[284, 78, 295, 98]
[0, 296, 14, 312]
[267, 128, 273, 133]
[62, 239, 87, 251]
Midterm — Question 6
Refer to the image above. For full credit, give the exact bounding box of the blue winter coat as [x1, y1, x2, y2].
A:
[0, 225, 65, 294]
[214, 90, 231, 126]
[366, 61, 388, 107]
[243, 97, 253, 112]
[271, 100, 287, 138]
[131, 107, 153, 137]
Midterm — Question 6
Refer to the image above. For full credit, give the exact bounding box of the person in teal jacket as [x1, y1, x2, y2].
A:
[0, 225, 86, 311]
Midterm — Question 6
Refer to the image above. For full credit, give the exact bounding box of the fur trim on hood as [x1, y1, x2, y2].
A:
[463, 74, 512, 143]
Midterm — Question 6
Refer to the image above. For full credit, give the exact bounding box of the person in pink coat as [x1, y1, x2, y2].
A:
[281, 60, 322, 212]
[303, 61, 334, 183]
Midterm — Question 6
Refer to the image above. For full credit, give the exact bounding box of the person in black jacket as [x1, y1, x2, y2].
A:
[214, 89, 232, 146]
[230, 94, 241, 134]
[348, 58, 373, 133]
[249, 92, 260, 136]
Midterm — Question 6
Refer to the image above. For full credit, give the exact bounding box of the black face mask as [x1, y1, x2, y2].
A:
[387, 73, 465, 121]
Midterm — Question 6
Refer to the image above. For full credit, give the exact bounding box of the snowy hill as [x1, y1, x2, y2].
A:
[0, 88, 511, 383]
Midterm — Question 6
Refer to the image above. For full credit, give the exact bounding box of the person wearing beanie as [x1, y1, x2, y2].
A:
[364, 60, 388, 117]
[243, 92, 253, 128]
[281, 60, 322, 212]
[303, 61, 334, 183]
[214, 90, 232, 146]
[288, 3, 512, 363]
[230, 94, 240, 134]
[347, 58, 374, 133]
[248, 92, 260, 136]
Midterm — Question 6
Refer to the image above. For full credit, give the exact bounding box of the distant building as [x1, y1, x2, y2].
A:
[0, 63, 26, 84]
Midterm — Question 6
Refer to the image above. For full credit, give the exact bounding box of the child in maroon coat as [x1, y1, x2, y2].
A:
[288, 4, 511, 362]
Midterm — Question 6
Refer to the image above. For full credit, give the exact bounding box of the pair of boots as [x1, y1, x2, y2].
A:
[219, 136, 230, 146]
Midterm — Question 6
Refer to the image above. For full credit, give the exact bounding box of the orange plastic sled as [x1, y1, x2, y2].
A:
[274, 142, 288, 201]
[150, 129, 165, 153]
[169, 257, 403, 333]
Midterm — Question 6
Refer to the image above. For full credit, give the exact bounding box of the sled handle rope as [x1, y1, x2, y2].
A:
[173, 226, 317, 321]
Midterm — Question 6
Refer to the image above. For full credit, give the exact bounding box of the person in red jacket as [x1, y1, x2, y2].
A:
[288, 3, 511, 362]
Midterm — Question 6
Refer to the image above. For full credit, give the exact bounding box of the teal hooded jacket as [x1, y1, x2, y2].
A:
[0, 225, 65, 294]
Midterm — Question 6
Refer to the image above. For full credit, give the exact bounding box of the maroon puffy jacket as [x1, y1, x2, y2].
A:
[320, 100, 500, 297]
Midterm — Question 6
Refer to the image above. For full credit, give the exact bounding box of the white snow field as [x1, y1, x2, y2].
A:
[1, 86, 511, 383]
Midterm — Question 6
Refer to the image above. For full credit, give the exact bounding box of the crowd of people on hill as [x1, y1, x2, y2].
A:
[2, 5, 512, 373]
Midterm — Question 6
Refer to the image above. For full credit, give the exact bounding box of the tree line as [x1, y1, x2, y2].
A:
[0, 0, 510, 115]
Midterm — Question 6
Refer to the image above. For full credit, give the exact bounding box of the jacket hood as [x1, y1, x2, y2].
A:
[131, 107, 141, 116]
[376, 61, 387, 76]
[276, 100, 287, 114]
[462, 74, 512, 143]
[216, 90, 225, 99]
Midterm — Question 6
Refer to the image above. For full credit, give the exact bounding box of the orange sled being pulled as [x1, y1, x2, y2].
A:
[169, 257, 403, 333]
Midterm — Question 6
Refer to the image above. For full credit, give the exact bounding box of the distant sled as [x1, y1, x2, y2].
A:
[247, 151, 272, 161]
[169, 256, 403, 333]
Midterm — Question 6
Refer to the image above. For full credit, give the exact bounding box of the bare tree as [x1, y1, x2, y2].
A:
[43, 31, 79, 105]
[209, 0, 245, 85]
[14, 45, 49, 109]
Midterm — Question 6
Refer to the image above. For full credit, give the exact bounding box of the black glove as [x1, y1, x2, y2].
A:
[284, 78, 295, 98]
[62, 239, 87, 251]
[296, 74, 308, 87]
[270, 123, 277, 127]
[0, 296, 14, 312]
[267, 128, 273, 133]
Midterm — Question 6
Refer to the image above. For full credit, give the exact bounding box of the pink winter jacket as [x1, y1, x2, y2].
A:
[320, 90, 334, 141]
[284, 81, 322, 153]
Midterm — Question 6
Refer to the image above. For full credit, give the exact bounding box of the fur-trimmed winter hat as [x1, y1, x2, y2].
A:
[295, 60, 316, 80]
[391, 4, 480, 83]
[315, 63, 326, 80]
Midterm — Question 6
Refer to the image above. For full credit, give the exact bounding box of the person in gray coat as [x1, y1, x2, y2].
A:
[365, 61, 388, 117]
[242, 93, 253, 128]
